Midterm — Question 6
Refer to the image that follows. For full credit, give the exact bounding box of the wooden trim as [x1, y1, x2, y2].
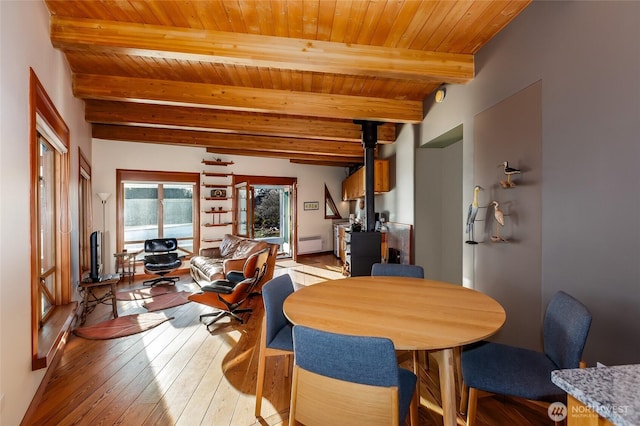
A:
[115, 169, 201, 255]
[29, 68, 72, 370]
[21, 302, 78, 423]
[78, 148, 92, 277]
[232, 175, 297, 187]
[324, 184, 342, 220]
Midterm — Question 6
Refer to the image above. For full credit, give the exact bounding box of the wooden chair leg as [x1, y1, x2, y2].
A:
[288, 366, 299, 426]
[409, 380, 419, 426]
[255, 321, 267, 417]
[467, 387, 478, 426]
[460, 383, 469, 415]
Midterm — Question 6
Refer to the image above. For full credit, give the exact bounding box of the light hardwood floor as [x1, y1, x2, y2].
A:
[25, 254, 553, 425]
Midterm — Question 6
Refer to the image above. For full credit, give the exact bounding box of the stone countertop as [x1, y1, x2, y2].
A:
[551, 364, 640, 426]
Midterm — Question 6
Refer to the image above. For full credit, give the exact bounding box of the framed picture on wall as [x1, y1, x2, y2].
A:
[304, 201, 319, 210]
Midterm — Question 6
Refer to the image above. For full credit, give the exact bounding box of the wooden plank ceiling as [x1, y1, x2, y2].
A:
[45, 0, 530, 166]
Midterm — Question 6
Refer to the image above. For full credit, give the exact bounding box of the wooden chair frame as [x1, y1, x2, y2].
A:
[255, 317, 293, 417]
[289, 365, 400, 426]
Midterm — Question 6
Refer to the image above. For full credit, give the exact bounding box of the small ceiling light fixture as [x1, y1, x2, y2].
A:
[435, 86, 446, 103]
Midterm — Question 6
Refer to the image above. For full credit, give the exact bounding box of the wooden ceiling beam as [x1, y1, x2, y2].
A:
[92, 125, 364, 158]
[74, 74, 422, 123]
[84, 100, 396, 143]
[205, 148, 361, 166]
[51, 16, 474, 84]
[73, 74, 422, 124]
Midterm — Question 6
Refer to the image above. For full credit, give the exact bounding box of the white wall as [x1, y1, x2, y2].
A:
[92, 139, 350, 270]
[0, 1, 92, 424]
[377, 124, 415, 226]
[419, 1, 640, 365]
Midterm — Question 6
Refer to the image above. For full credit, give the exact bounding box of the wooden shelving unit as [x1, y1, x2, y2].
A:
[202, 238, 223, 243]
[202, 172, 232, 178]
[200, 158, 234, 247]
[202, 160, 234, 166]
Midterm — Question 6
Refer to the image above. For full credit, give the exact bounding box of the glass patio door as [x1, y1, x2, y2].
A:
[233, 177, 296, 257]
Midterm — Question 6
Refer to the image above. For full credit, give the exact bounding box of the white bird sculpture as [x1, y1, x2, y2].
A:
[500, 161, 521, 188]
[465, 186, 482, 244]
[490, 201, 506, 242]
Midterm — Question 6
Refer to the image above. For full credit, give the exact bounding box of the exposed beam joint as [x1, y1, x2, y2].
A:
[75, 74, 422, 123]
[51, 16, 474, 84]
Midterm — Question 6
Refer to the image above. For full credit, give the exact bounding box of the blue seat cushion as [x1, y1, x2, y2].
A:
[462, 341, 565, 402]
[268, 324, 293, 351]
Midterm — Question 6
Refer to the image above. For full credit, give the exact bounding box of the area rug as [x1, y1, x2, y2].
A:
[142, 291, 192, 312]
[116, 286, 171, 301]
[74, 312, 173, 340]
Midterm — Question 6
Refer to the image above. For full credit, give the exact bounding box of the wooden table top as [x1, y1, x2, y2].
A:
[283, 276, 506, 351]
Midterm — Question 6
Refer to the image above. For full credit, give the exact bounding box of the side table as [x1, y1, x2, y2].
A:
[114, 251, 137, 284]
[78, 274, 120, 325]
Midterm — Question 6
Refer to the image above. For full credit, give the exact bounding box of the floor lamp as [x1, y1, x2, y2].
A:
[97, 192, 111, 234]
[97, 192, 111, 273]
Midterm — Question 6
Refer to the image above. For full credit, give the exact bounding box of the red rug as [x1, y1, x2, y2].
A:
[74, 312, 173, 340]
[143, 291, 192, 312]
[116, 286, 171, 301]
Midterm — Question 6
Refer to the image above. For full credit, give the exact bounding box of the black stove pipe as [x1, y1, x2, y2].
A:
[354, 120, 382, 232]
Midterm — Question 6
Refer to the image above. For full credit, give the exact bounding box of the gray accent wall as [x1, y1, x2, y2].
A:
[473, 81, 542, 350]
[418, 1, 640, 365]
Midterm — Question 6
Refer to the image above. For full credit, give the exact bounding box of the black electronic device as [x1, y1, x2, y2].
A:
[89, 230, 103, 282]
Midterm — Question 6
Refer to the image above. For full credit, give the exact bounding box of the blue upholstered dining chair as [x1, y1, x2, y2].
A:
[461, 291, 592, 425]
[371, 261, 427, 376]
[371, 262, 425, 278]
[254, 274, 295, 418]
[289, 325, 417, 426]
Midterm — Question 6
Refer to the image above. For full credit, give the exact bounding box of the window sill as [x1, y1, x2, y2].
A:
[33, 302, 78, 370]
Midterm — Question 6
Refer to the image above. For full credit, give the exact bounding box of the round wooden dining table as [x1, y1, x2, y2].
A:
[283, 276, 506, 426]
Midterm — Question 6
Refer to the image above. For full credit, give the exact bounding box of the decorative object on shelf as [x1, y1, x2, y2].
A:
[201, 158, 234, 249]
[490, 201, 506, 242]
[465, 185, 482, 245]
[303, 201, 319, 211]
[211, 189, 227, 198]
[499, 161, 521, 188]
